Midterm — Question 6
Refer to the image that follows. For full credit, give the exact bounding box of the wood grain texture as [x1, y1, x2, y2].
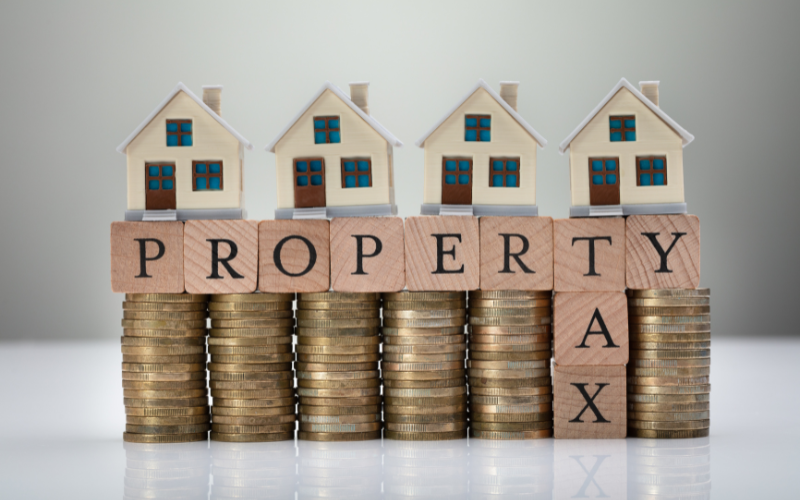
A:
[554, 218, 626, 292]
[184, 220, 258, 294]
[626, 214, 700, 289]
[259, 220, 330, 293]
[554, 292, 628, 366]
[554, 365, 626, 439]
[480, 216, 553, 291]
[330, 217, 405, 292]
[405, 216, 480, 291]
[111, 222, 185, 293]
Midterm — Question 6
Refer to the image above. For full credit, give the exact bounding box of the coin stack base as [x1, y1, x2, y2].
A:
[627, 288, 711, 439]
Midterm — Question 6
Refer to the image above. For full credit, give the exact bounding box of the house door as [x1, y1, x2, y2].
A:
[145, 163, 176, 210]
[588, 157, 620, 206]
[294, 158, 326, 208]
[441, 158, 472, 205]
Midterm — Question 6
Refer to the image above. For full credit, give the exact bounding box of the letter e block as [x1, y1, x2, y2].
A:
[554, 218, 625, 292]
[626, 215, 700, 289]
[259, 220, 330, 293]
[405, 216, 479, 291]
[480, 216, 553, 291]
[330, 217, 405, 292]
[554, 292, 628, 366]
[184, 220, 258, 294]
[554, 365, 626, 439]
[111, 221, 184, 293]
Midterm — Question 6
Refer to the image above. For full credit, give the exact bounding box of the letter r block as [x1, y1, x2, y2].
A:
[554, 218, 626, 292]
[259, 220, 330, 293]
[480, 216, 554, 291]
[554, 292, 628, 366]
[554, 365, 626, 439]
[330, 217, 405, 293]
[110, 221, 184, 293]
[626, 215, 701, 290]
[184, 220, 258, 294]
[404, 216, 480, 291]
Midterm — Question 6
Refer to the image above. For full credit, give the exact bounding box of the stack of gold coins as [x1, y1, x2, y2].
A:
[383, 440, 469, 499]
[296, 292, 382, 441]
[381, 291, 468, 441]
[123, 441, 210, 500]
[627, 437, 711, 498]
[627, 288, 711, 439]
[210, 440, 296, 499]
[121, 293, 210, 444]
[469, 439, 554, 498]
[467, 290, 554, 440]
[297, 440, 382, 499]
[208, 293, 296, 442]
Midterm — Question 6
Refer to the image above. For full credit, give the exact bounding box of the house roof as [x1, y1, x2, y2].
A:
[415, 79, 547, 148]
[558, 78, 694, 154]
[265, 81, 403, 152]
[116, 82, 254, 154]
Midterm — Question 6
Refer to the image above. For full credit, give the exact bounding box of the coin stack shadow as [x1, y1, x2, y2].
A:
[297, 441, 383, 499]
[121, 293, 211, 444]
[210, 440, 297, 498]
[382, 291, 469, 441]
[208, 293, 296, 442]
[384, 440, 469, 498]
[627, 437, 712, 498]
[123, 441, 210, 499]
[469, 439, 554, 498]
[627, 288, 711, 439]
[467, 290, 554, 439]
[296, 292, 383, 441]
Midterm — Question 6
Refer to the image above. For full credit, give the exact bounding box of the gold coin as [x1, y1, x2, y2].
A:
[626, 289, 710, 298]
[468, 299, 551, 309]
[298, 430, 381, 441]
[296, 327, 380, 338]
[297, 301, 381, 310]
[467, 360, 549, 370]
[382, 300, 466, 310]
[122, 371, 206, 382]
[297, 387, 381, 398]
[630, 341, 711, 351]
[469, 290, 552, 300]
[210, 380, 293, 390]
[469, 325, 551, 335]
[382, 369, 465, 381]
[383, 412, 467, 424]
[123, 311, 207, 320]
[470, 420, 552, 432]
[468, 316, 551, 326]
[381, 361, 464, 372]
[383, 404, 467, 415]
[121, 336, 206, 347]
[208, 362, 292, 372]
[468, 386, 551, 397]
[469, 338, 551, 349]
[121, 346, 206, 355]
[124, 397, 208, 407]
[470, 403, 552, 414]
[628, 402, 710, 412]
[467, 368, 551, 379]
[383, 344, 466, 355]
[298, 395, 382, 406]
[627, 367, 711, 377]
[296, 353, 380, 363]
[126, 415, 210, 425]
[300, 291, 381, 301]
[299, 422, 381, 433]
[210, 371, 293, 381]
[124, 301, 208, 312]
[629, 306, 711, 316]
[298, 404, 380, 416]
[209, 327, 294, 338]
[631, 334, 712, 345]
[208, 343, 292, 352]
[469, 351, 551, 362]
[299, 413, 380, 424]
[383, 378, 465, 389]
[468, 375, 551, 388]
[126, 423, 211, 434]
[629, 323, 711, 334]
[296, 362, 379, 372]
[213, 397, 296, 408]
[385, 422, 467, 432]
[124, 389, 207, 399]
[296, 310, 380, 320]
[628, 393, 710, 403]
[210, 431, 294, 442]
[470, 395, 552, 405]
[122, 319, 206, 329]
[383, 291, 465, 301]
[122, 380, 207, 390]
[211, 388, 294, 399]
[629, 315, 711, 324]
[384, 430, 467, 441]
[123, 432, 207, 443]
[381, 326, 464, 336]
[384, 395, 467, 406]
[628, 419, 710, 430]
[121, 363, 205, 373]
[209, 310, 294, 320]
[208, 301, 292, 311]
[126, 293, 208, 303]
[628, 297, 711, 306]
[382, 352, 465, 363]
[631, 349, 710, 359]
[631, 358, 710, 367]
[628, 384, 711, 395]
[212, 423, 295, 433]
[298, 336, 380, 346]
[298, 378, 380, 389]
[469, 307, 551, 317]
[627, 428, 709, 439]
[295, 345, 378, 354]
[212, 405, 295, 417]
[470, 411, 553, 423]
[297, 318, 381, 328]
[470, 429, 552, 440]
[384, 387, 467, 398]
[628, 411, 710, 421]
[383, 318, 466, 328]
[211, 293, 294, 302]
[124, 406, 208, 416]
[212, 319, 294, 328]
[210, 353, 294, 364]
[122, 354, 207, 364]
[383, 309, 467, 319]
[297, 370, 380, 381]
[383, 335, 465, 346]
[627, 376, 710, 386]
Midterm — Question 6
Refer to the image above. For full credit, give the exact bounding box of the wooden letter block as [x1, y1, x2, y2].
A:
[626, 214, 701, 290]
[330, 217, 405, 292]
[554, 440, 627, 500]
[111, 221, 184, 293]
[259, 220, 330, 293]
[554, 365, 626, 439]
[554, 218, 625, 292]
[184, 220, 258, 294]
[404, 216, 480, 291]
[480, 216, 553, 291]
[554, 292, 628, 366]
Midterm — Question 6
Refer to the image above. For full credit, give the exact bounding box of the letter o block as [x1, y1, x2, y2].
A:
[184, 220, 259, 294]
[259, 220, 330, 293]
[111, 221, 184, 293]
[330, 217, 405, 292]
[404, 216, 479, 291]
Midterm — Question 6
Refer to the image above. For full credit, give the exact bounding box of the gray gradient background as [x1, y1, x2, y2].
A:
[0, 0, 797, 340]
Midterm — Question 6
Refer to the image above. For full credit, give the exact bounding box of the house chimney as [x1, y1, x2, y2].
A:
[202, 85, 223, 116]
[349, 82, 370, 115]
[639, 81, 659, 107]
[499, 81, 519, 111]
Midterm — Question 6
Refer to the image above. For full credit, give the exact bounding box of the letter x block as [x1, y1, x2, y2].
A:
[554, 218, 626, 292]
[626, 214, 701, 289]
[184, 220, 258, 294]
[480, 216, 554, 291]
[330, 217, 405, 293]
[111, 221, 184, 293]
[554, 292, 628, 366]
[259, 220, 330, 293]
[404, 216, 480, 291]
[554, 365, 626, 439]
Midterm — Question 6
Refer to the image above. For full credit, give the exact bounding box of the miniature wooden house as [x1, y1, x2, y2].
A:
[416, 80, 547, 216]
[266, 82, 403, 219]
[117, 83, 253, 221]
[559, 78, 695, 217]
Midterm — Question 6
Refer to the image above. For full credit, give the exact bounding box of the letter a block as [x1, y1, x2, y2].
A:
[554, 292, 628, 366]
[554, 365, 626, 439]
[330, 217, 405, 292]
[259, 220, 330, 293]
[480, 216, 554, 291]
[626, 214, 700, 289]
[111, 221, 184, 293]
[554, 218, 626, 292]
[184, 220, 259, 294]
[404, 216, 480, 291]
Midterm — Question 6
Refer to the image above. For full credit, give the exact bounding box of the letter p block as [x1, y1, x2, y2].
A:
[259, 220, 330, 293]
[330, 217, 405, 292]
[111, 221, 184, 293]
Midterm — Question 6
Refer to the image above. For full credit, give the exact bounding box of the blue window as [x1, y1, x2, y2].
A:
[489, 158, 521, 187]
[445, 175, 457, 185]
[166, 120, 192, 147]
[465, 115, 491, 142]
[294, 158, 325, 190]
[443, 157, 472, 188]
[610, 116, 635, 142]
[149, 180, 160, 190]
[193, 161, 223, 191]
[589, 158, 619, 186]
[314, 116, 341, 144]
[637, 156, 667, 186]
[146, 163, 175, 192]
[341, 158, 372, 188]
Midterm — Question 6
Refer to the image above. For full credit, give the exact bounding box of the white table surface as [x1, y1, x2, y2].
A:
[0, 338, 797, 499]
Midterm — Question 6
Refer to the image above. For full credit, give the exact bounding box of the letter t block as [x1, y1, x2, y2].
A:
[404, 216, 480, 291]
[554, 218, 626, 292]
[554, 365, 626, 439]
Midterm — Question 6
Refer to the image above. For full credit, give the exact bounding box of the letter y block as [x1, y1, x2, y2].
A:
[184, 220, 258, 294]
[626, 215, 700, 289]
[111, 221, 184, 293]
[404, 216, 479, 291]
[259, 220, 330, 293]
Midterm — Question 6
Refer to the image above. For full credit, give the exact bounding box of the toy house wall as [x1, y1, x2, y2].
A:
[568, 88, 685, 207]
[422, 88, 539, 206]
[125, 91, 242, 211]
[274, 89, 392, 209]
